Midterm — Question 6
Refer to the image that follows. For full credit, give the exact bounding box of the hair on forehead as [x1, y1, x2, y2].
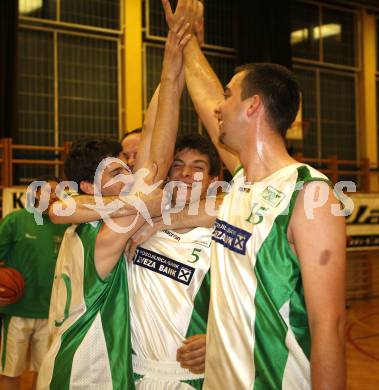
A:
[174, 133, 221, 177]
[234, 63, 300, 137]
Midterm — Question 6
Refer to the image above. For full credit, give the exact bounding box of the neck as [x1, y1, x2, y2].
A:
[238, 126, 297, 183]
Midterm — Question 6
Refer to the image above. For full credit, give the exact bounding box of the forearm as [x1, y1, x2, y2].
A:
[183, 38, 239, 173]
[49, 192, 161, 225]
[159, 198, 219, 230]
[184, 37, 223, 104]
[310, 322, 346, 390]
[150, 77, 181, 179]
[134, 85, 161, 171]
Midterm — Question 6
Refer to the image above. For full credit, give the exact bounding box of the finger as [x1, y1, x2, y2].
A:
[179, 33, 192, 47]
[180, 355, 205, 367]
[183, 333, 204, 343]
[189, 365, 205, 374]
[182, 338, 206, 351]
[179, 348, 206, 362]
[162, 0, 173, 19]
[124, 241, 131, 258]
[129, 240, 139, 259]
[172, 17, 186, 34]
[176, 22, 190, 40]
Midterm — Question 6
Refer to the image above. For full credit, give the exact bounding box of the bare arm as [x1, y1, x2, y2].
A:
[290, 182, 346, 390]
[49, 189, 163, 224]
[133, 85, 161, 172]
[149, 21, 191, 182]
[180, 4, 239, 174]
[94, 214, 145, 279]
[125, 197, 221, 259]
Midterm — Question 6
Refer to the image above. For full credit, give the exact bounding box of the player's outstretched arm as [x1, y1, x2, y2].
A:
[49, 195, 138, 224]
[147, 19, 191, 182]
[95, 188, 163, 279]
[125, 197, 221, 260]
[164, 1, 239, 174]
[290, 181, 346, 390]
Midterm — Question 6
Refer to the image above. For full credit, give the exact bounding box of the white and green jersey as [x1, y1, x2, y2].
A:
[204, 164, 329, 390]
[37, 222, 134, 390]
[128, 227, 212, 382]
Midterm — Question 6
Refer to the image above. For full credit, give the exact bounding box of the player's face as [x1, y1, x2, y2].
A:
[169, 148, 214, 204]
[36, 180, 59, 211]
[100, 161, 132, 196]
[215, 71, 247, 152]
[120, 133, 141, 171]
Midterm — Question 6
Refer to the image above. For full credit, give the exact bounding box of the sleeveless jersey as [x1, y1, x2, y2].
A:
[204, 164, 330, 390]
[0, 209, 68, 318]
[37, 222, 134, 390]
[128, 227, 212, 364]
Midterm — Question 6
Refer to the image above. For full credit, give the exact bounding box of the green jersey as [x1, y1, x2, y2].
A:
[37, 222, 135, 390]
[0, 209, 68, 318]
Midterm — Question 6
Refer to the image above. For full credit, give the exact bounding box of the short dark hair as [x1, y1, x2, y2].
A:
[236, 63, 300, 137]
[35, 175, 60, 183]
[121, 128, 142, 142]
[174, 133, 221, 177]
[64, 138, 122, 188]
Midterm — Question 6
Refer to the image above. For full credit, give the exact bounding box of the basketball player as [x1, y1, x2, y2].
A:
[47, 12, 220, 389]
[162, 0, 347, 388]
[0, 177, 69, 390]
[36, 139, 163, 390]
[120, 128, 142, 171]
[37, 18, 193, 390]
[128, 133, 220, 390]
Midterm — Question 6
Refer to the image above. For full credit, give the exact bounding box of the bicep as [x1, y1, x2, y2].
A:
[291, 183, 346, 326]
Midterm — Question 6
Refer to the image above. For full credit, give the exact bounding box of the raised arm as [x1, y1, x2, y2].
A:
[163, 1, 239, 174]
[133, 85, 161, 172]
[290, 182, 346, 390]
[147, 20, 191, 182]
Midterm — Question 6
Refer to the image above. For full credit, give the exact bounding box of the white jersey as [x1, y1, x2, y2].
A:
[204, 164, 329, 390]
[128, 227, 212, 380]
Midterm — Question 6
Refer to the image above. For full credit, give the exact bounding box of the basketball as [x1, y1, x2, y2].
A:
[0, 267, 25, 304]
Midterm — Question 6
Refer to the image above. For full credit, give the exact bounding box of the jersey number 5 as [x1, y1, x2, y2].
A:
[188, 248, 202, 263]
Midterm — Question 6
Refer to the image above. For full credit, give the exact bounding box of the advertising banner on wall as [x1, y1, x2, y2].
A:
[2, 187, 28, 217]
[346, 193, 379, 251]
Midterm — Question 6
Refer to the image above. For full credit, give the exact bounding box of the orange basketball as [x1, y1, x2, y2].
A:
[0, 267, 25, 304]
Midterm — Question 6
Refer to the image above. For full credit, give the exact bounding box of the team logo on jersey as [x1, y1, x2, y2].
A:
[134, 247, 195, 286]
[238, 186, 251, 193]
[260, 186, 285, 207]
[178, 267, 192, 283]
[193, 239, 211, 248]
[212, 219, 251, 255]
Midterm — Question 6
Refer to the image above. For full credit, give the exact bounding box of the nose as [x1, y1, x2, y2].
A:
[214, 105, 221, 120]
[180, 165, 193, 178]
[127, 155, 136, 171]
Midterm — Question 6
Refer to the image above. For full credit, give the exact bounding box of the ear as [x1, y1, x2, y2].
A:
[246, 95, 261, 118]
[80, 181, 94, 195]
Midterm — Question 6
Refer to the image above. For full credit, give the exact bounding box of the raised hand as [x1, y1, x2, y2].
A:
[193, 1, 204, 46]
[162, 0, 197, 30]
[161, 18, 192, 81]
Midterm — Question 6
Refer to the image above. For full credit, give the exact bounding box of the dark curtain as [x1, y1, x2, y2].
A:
[235, 0, 293, 69]
[0, 0, 18, 138]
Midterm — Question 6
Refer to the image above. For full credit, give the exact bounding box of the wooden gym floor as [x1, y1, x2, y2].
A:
[19, 297, 379, 389]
